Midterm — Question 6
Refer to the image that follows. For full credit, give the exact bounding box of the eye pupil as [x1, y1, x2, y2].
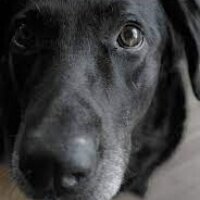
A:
[118, 25, 143, 48]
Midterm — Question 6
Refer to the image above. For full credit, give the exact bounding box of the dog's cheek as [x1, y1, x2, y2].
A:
[93, 136, 131, 200]
[133, 61, 160, 107]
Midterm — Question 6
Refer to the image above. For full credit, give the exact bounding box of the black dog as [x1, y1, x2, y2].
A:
[0, 0, 200, 200]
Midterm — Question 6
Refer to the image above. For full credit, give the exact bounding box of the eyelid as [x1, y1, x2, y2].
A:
[10, 7, 39, 32]
[119, 21, 145, 36]
[119, 13, 143, 26]
[9, 12, 32, 43]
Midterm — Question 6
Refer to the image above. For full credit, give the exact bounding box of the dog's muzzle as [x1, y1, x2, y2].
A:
[18, 134, 97, 197]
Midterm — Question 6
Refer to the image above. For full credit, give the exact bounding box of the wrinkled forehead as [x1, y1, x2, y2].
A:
[30, 0, 160, 12]
[12, 0, 166, 45]
[24, 0, 163, 25]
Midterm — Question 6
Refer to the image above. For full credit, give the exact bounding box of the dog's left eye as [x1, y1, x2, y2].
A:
[117, 24, 144, 49]
[11, 24, 37, 52]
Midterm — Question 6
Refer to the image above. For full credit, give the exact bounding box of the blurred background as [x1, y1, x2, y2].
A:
[0, 63, 200, 200]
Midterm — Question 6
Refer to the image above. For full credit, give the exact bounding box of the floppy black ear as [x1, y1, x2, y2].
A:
[161, 0, 200, 100]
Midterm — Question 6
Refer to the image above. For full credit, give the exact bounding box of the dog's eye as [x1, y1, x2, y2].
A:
[11, 24, 37, 52]
[117, 24, 144, 49]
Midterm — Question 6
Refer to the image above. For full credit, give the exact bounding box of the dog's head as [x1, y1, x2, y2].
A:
[0, 0, 200, 200]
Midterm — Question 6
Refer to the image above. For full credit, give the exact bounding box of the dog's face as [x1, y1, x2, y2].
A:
[1, 0, 199, 200]
[10, 0, 166, 199]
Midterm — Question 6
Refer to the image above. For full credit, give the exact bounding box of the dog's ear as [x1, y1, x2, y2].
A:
[161, 0, 200, 100]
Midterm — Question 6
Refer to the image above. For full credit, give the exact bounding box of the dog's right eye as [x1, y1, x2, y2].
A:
[11, 24, 37, 53]
[117, 24, 144, 49]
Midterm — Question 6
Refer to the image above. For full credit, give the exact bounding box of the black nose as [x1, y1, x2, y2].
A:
[56, 137, 97, 189]
[19, 136, 97, 194]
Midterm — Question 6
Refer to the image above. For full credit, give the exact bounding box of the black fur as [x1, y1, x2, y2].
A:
[0, 1, 200, 200]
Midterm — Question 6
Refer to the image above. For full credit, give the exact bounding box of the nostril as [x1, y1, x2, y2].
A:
[19, 154, 54, 192]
